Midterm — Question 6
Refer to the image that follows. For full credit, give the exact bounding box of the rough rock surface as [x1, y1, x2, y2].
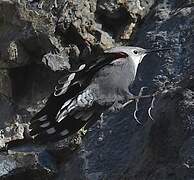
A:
[0, 0, 194, 179]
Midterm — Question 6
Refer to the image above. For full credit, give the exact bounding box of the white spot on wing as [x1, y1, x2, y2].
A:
[31, 134, 38, 139]
[61, 99, 72, 110]
[67, 105, 77, 112]
[67, 99, 77, 112]
[68, 73, 76, 81]
[46, 127, 56, 134]
[55, 82, 69, 91]
[56, 99, 77, 122]
[54, 86, 68, 96]
[78, 64, 86, 70]
[60, 129, 69, 136]
[56, 109, 68, 122]
[40, 122, 50, 128]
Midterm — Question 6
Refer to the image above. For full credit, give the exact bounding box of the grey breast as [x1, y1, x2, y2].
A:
[89, 59, 135, 105]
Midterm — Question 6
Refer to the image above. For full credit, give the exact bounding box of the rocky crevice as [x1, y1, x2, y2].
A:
[0, 0, 194, 179]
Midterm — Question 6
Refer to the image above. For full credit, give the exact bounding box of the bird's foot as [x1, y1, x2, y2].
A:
[133, 87, 147, 124]
[122, 87, 158, 124]
[147, 93, 157, 121]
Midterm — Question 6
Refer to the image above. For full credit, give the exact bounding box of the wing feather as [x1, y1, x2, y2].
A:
[30, 52, 127, 143]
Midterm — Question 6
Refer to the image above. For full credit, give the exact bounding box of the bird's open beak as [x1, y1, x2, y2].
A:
[145, 47, 172, 54]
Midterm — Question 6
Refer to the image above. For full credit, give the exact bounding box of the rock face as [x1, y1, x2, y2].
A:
[0, 0, 194, 179]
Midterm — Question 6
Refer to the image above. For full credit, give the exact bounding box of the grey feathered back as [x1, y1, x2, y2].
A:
[89, 57, 136, 106]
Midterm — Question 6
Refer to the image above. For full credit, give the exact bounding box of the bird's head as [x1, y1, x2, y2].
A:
[105, 46, 148, 70]
[106, 46, 171, 67]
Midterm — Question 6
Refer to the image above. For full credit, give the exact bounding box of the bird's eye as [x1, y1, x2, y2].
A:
[133, 50, 138, 54]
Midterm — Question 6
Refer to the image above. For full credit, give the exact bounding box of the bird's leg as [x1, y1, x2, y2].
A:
[122, 94, 154, 108]
[122, 87, 159, 124]
[133, 87, 147, 124]
[134, 98, 141, 124]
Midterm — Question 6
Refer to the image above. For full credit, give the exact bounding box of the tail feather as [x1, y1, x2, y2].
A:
[29, 90, 101, 143]
[30, 112, 100, 144]
[0, 138, 33, 152]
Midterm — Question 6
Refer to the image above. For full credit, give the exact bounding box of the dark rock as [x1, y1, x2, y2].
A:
[0, 70, 12, 97]
[0, 149, 57, 180]
[96, 0, 155, 40]
[0, 0, 194, 179]
[0, 94, 15, 128]
[42, 52, 70, 71]
[0, 0, 30, 68]
[8, 64, 61, 108]
[56, 1, 194, 180]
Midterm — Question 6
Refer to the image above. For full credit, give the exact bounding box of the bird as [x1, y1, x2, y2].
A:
[2, 46, 171, 150]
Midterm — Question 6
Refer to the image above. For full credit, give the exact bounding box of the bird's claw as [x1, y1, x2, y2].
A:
[133, 86, 147, 124]
[147, 94, 156, 121]
[124, 86, 158, 124]
[148, 107, 153, 120]
[133, 110, 142, 124]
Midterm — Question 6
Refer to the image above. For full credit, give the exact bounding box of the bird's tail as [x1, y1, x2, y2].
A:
[0, 138, 33, 152]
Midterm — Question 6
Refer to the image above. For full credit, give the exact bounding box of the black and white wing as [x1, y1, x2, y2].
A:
[29, 52, 128, 143]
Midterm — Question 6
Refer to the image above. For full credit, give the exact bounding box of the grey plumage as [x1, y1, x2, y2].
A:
[29, 46, 149, 143]
[0, 46, 172, 152]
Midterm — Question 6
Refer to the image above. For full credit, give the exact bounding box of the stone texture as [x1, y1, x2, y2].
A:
[0, 0, 194, 179]
[96, 0, 155, 40]
[0, 149, 57, 179]
[58, 0, 194, 179]
[0, 70, 12, 97]
[0, 94, 15, 128]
